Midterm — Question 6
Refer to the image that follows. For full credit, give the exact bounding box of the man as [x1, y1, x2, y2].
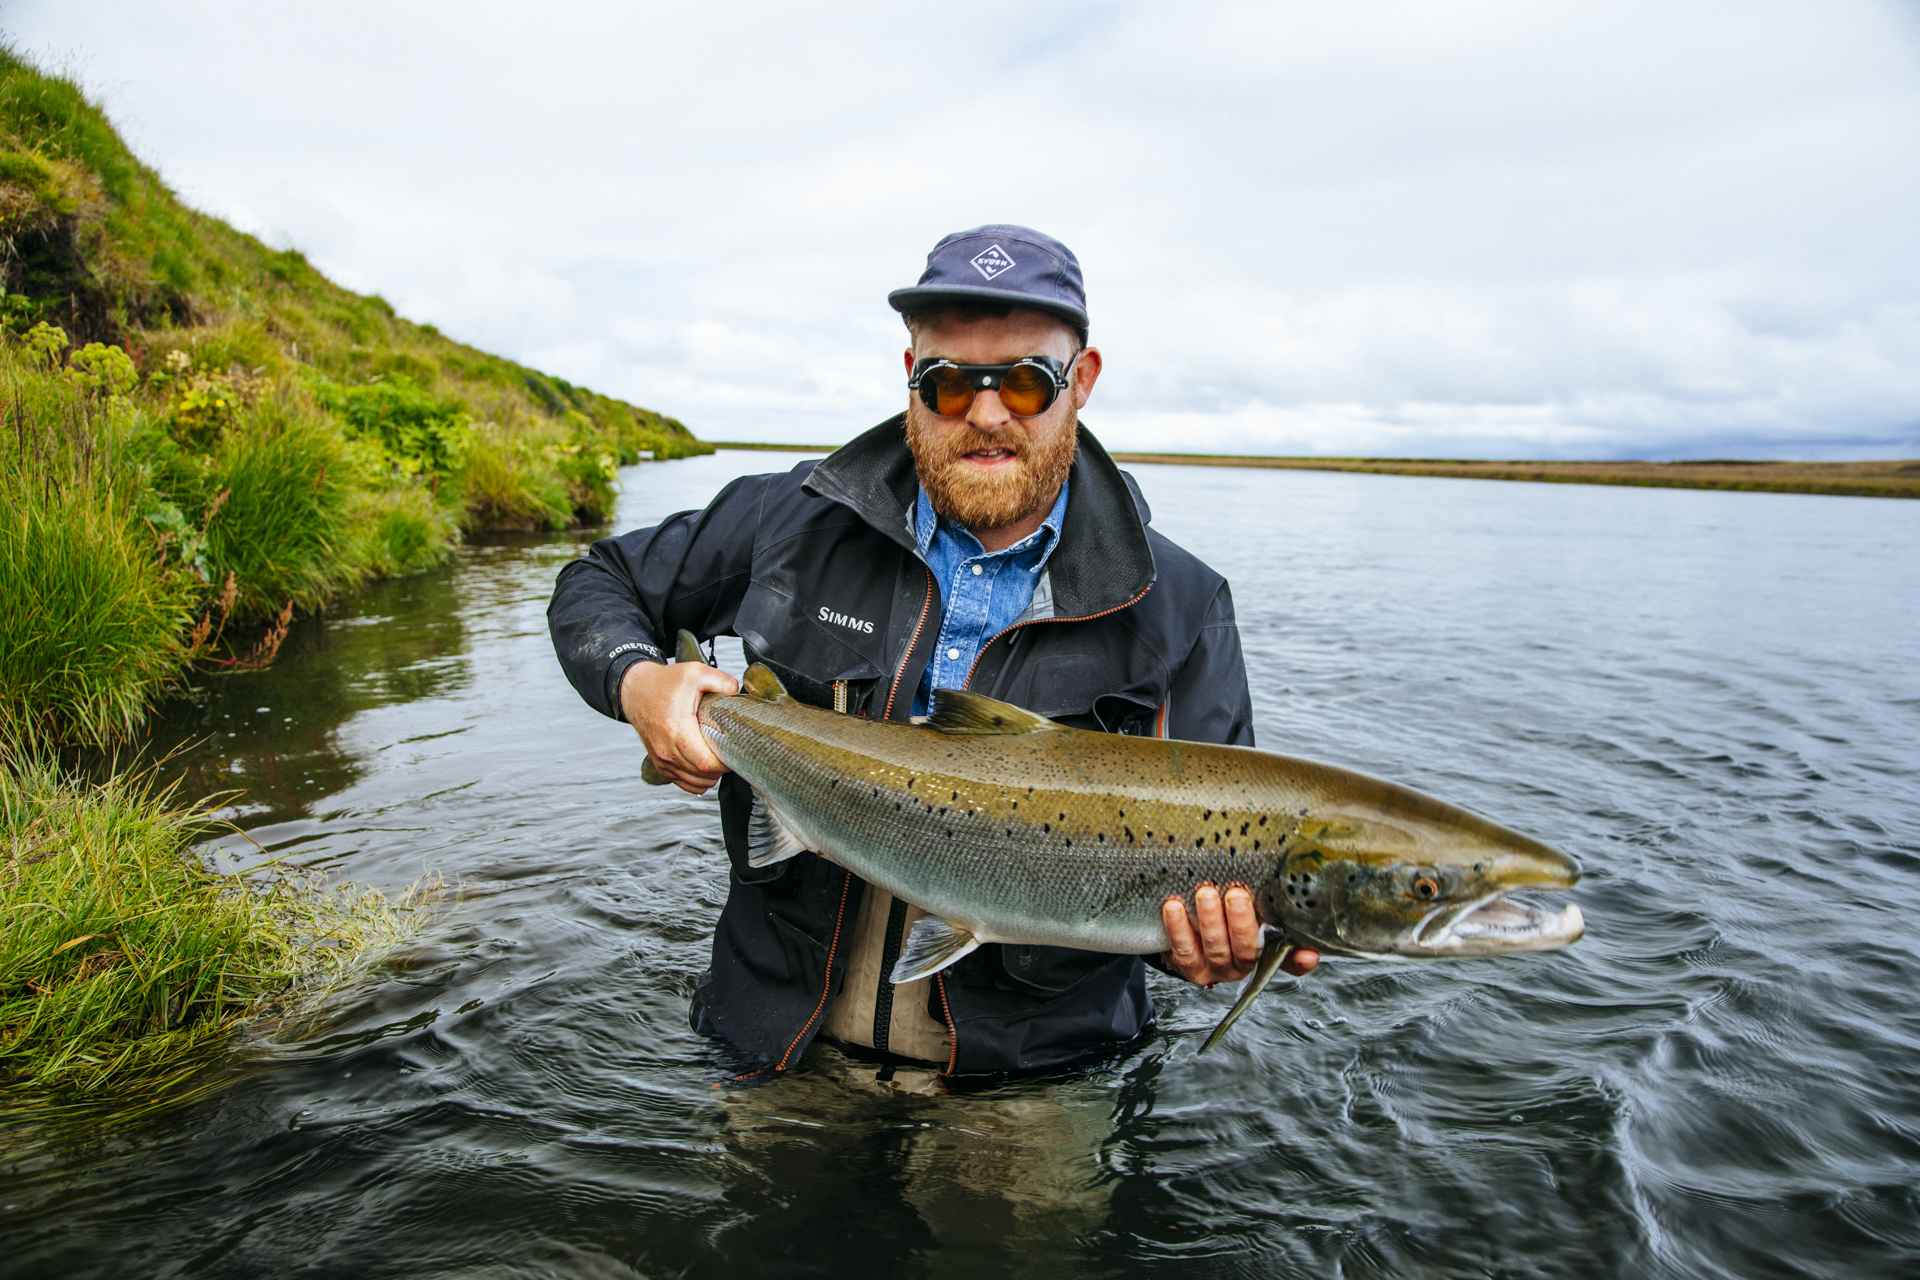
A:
[548, 225, 1317, 1077]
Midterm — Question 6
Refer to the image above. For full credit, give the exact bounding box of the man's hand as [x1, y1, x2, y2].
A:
[1162, 883, 1321, 986]
[620, 658, 739, 794]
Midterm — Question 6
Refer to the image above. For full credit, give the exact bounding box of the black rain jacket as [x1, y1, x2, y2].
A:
[547, 416, 1255, 1075]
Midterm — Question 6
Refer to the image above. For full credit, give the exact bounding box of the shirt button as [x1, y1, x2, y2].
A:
[971, 564, 983, 576]
[947, 648, 960, 661]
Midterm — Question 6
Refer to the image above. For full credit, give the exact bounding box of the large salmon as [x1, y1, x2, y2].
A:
[649, 633, 1583, 1050]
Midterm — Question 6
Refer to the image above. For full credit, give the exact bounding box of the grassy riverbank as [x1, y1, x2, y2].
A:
[0, 46, 711, 745]
[0, 46, 701, 1104]
[712, 443, 1920, 499]
[1, 752, 428, 1101]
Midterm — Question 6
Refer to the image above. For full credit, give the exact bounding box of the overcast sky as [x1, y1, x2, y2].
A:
[9, 1, 1920, 458]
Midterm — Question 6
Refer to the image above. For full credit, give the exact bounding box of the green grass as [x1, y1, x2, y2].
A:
[0, 751, 432, 1099]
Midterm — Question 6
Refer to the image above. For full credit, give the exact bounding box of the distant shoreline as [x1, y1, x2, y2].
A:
[708, 442, 1920, 499]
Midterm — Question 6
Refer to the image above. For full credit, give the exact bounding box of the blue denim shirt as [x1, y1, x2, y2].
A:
[911, 479, 1070, 716]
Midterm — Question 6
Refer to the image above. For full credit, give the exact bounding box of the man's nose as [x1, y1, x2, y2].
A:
[964, 386, 1013, 432]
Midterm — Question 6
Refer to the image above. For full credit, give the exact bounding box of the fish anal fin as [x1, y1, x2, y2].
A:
[674, 630, 707, 664]
[889, 916, 981, 983]
[927, 690, 1058, 736]
[746, 793, 809, 868]
[1198, 933, 1296, 1054]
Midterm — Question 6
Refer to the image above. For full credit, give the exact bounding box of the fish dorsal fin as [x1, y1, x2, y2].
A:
[739, 663, 789, 702]
[746, 792, 809, 868]
[674, 630, 707, 664]
[926, 690, 1058, 736]
[890, 916, 981, 983]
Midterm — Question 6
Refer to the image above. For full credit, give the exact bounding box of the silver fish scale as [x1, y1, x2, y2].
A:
[704, 696, 1300, 954]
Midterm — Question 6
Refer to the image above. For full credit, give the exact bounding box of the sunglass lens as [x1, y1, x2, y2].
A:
[924, 366, 975, 417]
[998, 365, 1057, 417]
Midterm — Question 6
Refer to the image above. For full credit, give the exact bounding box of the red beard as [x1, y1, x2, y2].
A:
[905, 403, 1078, 534]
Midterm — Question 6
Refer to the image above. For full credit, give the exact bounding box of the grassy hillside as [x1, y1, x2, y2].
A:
[0, 46, 709, 747]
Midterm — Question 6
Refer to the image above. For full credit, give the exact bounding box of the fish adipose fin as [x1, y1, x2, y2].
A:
[890, 916, 981, 982]
[1198, 933, 1297, 1054]
[640, 757, 669, 786]
[746, 793, 809, 868]
[740, 663, 789, 702]
[926, 690, 1058, 736]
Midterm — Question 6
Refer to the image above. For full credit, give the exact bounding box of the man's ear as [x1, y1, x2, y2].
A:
[903, 348, 916, 375]
[1072, 346, 1104, 410]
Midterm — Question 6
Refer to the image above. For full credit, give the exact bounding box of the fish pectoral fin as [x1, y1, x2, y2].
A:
[1198, 933, 1297, 1054]
[889, 916, 981, 983]
[746, 793, 809, 868]
[639, 756, 670, 786]
[673, 630, 708, 665]
[926, 689, 1059, 736]
[739, 663, 790, 702]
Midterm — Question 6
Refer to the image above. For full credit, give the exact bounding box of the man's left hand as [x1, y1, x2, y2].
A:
[1162, 883, 1321, 986]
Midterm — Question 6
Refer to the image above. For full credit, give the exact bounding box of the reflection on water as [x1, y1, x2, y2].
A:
[4, 451, 1919, 1278]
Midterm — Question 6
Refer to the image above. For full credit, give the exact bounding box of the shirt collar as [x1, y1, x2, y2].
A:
[915, 476, 1071, 572]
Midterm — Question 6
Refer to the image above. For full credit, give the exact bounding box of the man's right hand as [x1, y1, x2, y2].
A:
[620, 658, 739, 794]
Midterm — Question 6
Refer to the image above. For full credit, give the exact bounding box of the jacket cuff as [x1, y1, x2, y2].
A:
[606, 643, 668, 722]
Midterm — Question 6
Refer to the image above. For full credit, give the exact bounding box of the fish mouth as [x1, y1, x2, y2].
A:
[1412, 894, 1585, 955]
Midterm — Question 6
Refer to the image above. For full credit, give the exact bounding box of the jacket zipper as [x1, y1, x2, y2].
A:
[936, 972, 959, 1076]
[772, 869, 853, 1072]
[883, 565, 935, 722]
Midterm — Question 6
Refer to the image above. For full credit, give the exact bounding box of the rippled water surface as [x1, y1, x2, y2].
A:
[5, 452, 1919, 1278]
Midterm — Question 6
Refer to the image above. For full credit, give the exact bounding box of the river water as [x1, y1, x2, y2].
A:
[4, 451, 1919, 1278]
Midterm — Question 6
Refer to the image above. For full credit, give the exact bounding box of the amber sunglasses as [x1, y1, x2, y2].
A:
[908, 353, 1077, 418]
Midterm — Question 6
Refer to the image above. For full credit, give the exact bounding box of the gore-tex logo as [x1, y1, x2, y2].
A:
[969, 244, 1015, 280]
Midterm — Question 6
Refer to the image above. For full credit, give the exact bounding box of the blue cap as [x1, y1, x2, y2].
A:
[888, 225, 1088, 330]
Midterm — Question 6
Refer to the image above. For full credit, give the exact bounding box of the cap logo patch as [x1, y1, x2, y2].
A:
[969, 244, 1016, 281]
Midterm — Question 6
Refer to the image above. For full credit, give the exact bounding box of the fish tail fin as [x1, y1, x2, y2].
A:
[1198, 934, 1296, 1054]
[890, 916, 981, 983]
[675, 630, 707, 664]
[739, 663, 789, 702]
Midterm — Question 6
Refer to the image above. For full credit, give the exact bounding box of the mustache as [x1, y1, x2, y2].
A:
[924, 428, 1032, 463]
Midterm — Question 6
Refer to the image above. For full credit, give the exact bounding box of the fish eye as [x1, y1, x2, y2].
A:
[1412, 875, 1440, 901]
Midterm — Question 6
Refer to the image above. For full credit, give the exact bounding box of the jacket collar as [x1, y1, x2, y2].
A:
[803, 413, 1157, 619]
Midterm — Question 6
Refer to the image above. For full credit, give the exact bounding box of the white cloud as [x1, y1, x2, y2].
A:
[9, 0, 1919, 457]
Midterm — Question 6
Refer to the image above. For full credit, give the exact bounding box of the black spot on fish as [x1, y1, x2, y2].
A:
[1065, 838, 1073, 847]
[1253, 840, 1260, 851]
[1194, 838, 1204, 848]
[1125, 827, 1135, 842]
[895, 802, 902, 811]
[1043, 823, 1051, 833]
[1240, 822, 1249, 836]
[1097, 833, 1105, 842]
[1059, 812, 1066, 821]
[1118, 809, 1126, 818]
[1203, 809, 1212, 820]
[951, 791, 958, 801]
[1258, 816, 1267, 826]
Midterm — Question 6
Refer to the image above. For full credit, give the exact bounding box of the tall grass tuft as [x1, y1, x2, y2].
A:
[459, 424, 574, 530]
[348, 486, 459, 579]
[199, 402, 354, 621]
[0, 750, 435, 1098]
[0, 350, 197, 746]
